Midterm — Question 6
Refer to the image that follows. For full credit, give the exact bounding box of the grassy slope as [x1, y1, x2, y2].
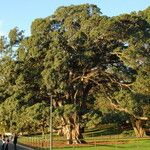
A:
[53, 139, 150, 150]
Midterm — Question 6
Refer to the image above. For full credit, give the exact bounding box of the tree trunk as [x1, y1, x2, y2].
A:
[130, 117, 146, 138]
[62, 123, 85, 144]
[60, 117, 86, 144]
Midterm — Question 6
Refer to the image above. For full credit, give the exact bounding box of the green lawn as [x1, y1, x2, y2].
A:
[52, 139, 150, 150]
[19, 126, 150, 150]
[34, 139, 150, 150]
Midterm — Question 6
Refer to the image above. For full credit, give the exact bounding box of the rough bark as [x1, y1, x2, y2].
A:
[62, 122, 85, 144]
[59, 117, 85, 144]
[130, 117, 146, 138]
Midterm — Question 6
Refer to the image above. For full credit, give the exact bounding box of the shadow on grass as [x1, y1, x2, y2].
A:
[84, 127, 122, 137]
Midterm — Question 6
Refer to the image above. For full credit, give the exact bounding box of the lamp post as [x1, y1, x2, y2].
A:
[48, 93, 53, 150]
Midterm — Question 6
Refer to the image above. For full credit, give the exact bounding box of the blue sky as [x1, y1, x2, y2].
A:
[0, 0, 150, 36]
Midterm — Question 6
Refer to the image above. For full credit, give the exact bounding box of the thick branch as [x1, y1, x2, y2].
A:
[110, 101, 149, 121]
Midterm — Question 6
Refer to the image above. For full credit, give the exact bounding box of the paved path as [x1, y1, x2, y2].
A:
[0, 141, 35, 150]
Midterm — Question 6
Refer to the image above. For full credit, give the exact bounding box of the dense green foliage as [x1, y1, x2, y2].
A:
[0, 4, 150, 141]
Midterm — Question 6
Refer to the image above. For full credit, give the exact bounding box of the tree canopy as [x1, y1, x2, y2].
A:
[0, 4, 150, 143]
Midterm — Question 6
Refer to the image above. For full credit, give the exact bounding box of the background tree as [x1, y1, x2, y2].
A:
[95, 13, 150, 137]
